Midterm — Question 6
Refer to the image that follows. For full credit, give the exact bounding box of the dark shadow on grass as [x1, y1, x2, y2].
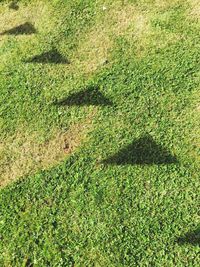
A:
[55, 86, 112, 106]
[9, 1, 19, 10]
[103, 134, 178, 165]
[177, 227, 200, 246]
[25, 49, 70, 64]
[0, 22, 36, 35]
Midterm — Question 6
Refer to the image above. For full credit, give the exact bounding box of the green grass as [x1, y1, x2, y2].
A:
[0, 0, 200, 266]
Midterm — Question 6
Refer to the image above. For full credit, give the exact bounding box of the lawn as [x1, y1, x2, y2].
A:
[0, 0, 199, 266]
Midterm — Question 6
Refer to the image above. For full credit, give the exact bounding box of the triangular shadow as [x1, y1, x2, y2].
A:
[9, 2, 19, 10]
[177, 227, 200, 246]
[55, 86, 112, 106]
[25, 49, 69, 64]
[103, 135, 178, 165]
[0, 22, 36, 35]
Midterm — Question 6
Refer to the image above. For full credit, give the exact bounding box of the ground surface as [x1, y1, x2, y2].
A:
[0, 0, 199, 266]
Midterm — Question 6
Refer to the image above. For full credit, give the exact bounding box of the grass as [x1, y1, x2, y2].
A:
[0, 0, 200, 266]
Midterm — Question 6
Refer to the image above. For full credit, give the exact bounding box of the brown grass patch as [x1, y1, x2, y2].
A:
[0, 111, 95, 188]
[0, 1, 54, 35]
[74, 1, 183, 73]
[154, 0, 181, 10]
[74, 3, 150, 73]
[0, 1, 55, 68]
[188, 0, 200, 19]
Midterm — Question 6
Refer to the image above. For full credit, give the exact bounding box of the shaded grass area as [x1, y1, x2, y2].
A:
[102, 134, 178, 165]
[177, 227, 200, 246]
[55, 85, 113, 107]
[0, 0, 200, 266]
[25, 48, 70, 64]
[0, 22, 36, 35]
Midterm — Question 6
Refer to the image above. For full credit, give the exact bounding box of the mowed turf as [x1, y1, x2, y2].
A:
[0, 0, 200, 266]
